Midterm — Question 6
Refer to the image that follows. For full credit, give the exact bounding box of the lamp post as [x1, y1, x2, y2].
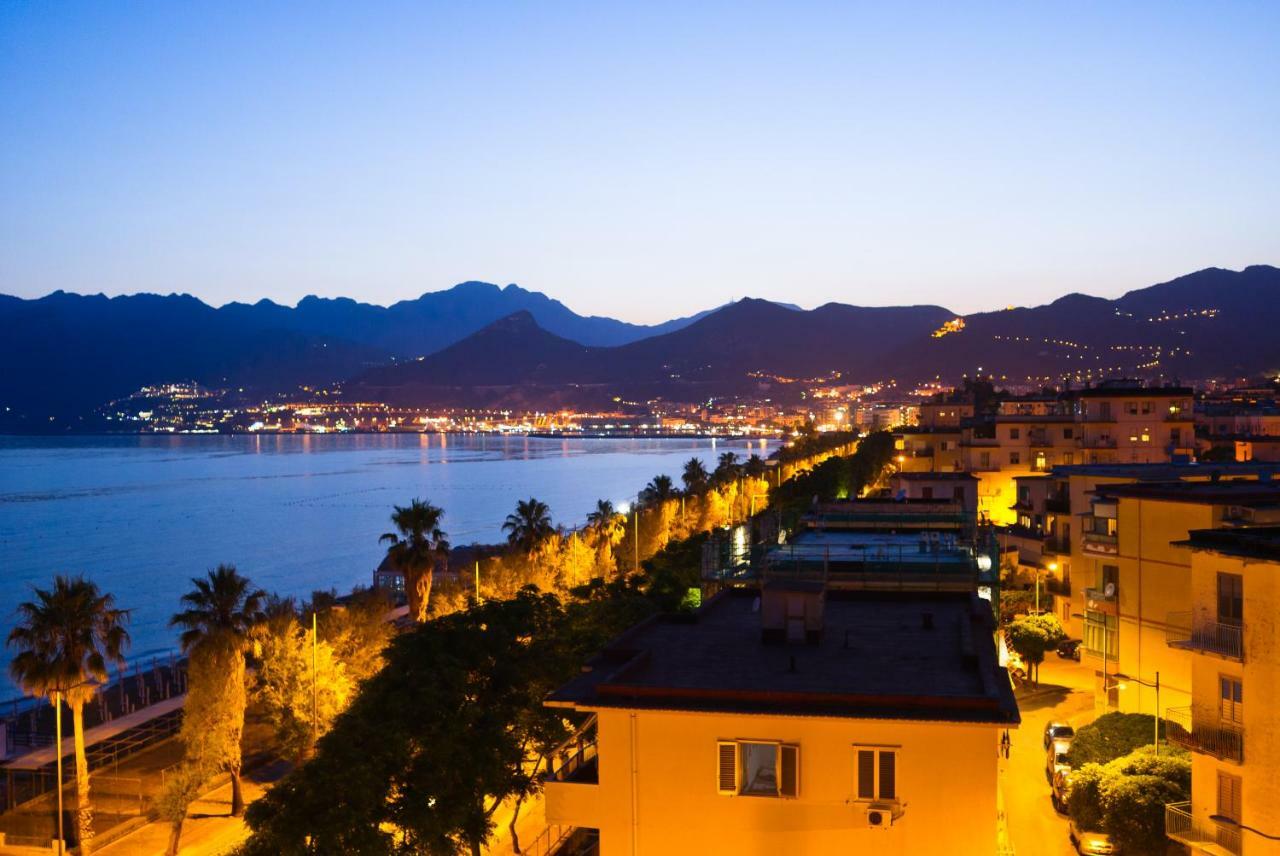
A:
[1208, 815, 1280, 841]
[633, 505, 640, 573]
[311, 611, 318, 752]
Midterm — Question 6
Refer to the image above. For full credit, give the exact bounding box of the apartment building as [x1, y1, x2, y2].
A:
[542, 585, 1019, 855]
[1165, 527, 1280, 856]
[1077, 481, 1280, 717]
[896, 381, 1195, 525]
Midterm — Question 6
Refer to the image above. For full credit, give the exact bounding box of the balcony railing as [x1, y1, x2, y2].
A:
[1165, 706, 1244, 763]
[1166, 612, 1244, 661]
[1165, 802, 1241, 855]
[549, 715, 599, 784]
[1085, 585, 1116, 603]
[1078, 436, 1118, 449]
[1082, 532, 1118, 555]
[1045, 495, 1070, 513]
[1045, 576, 1071, 597]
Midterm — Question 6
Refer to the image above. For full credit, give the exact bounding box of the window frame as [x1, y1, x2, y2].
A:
[717, 739, 799, 798]
[853, 744, 899, 803]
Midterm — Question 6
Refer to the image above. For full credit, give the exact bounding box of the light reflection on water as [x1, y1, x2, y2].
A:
[0, 433, 770, 692]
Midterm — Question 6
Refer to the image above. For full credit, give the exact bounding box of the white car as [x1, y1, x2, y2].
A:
[1045, 737, 1072, 783]
[1069, 819, 1120, 854]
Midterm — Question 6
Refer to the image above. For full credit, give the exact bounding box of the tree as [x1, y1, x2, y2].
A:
[1066, 745, 1190, 851]
[743, 454, 767, 479]
[242, 586, 658, 856]
[1004, 612, 1065, 685]
[681, 458, 710, 494]
[585, 500, 625, 569]
[1066, 712, 1168, 767]
[713, 451, 741, 484]
[156, 762, 208, 856]
[8, 575, 130, 852]
[170, 565, 265, 816]
[503, 497, 554, 553]
[640, 474, 677, 507]
[380, 499, 449, 622]
[251, 615, 352, 763]
[313, 588, 394, 688]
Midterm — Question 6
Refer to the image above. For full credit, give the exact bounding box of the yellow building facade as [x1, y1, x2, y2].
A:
[543, 586, 1018, 855]
[1165, 528, 1280, 856]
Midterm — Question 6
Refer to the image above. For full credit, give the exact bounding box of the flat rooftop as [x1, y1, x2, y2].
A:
[772, 530, 975, 566]
[1050, 462, 1280, 480]
[547, 589, 1019, 726]
[1175, 526, 1280, 561]
[1093, 480, 1280, 505]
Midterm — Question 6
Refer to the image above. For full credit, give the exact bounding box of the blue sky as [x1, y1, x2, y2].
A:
[2, 2, 1277, 322]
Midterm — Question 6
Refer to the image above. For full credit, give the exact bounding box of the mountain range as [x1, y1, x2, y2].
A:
[2, 265, 1277, 430]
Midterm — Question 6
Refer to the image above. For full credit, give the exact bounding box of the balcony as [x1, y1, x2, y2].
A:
[544, 717, 601, 827]
[1027, 431, 1052, 447]
[1043, 535, 1071, 555]
[1165, 706, 1244, 763]
[1082, 532, 1119, 556]
[1078, 436, 1119, 449]
[1166, 612, 1244, 661]
[1045, 494, 1071, 513]
[1165, 802, 1242, 855]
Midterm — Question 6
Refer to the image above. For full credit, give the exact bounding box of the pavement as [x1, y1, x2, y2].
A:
[1000, 654, 1098, 856]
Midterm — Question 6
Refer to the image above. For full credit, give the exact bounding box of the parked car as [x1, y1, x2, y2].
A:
[1043, 721, 1075, 750]
[1057, 639, 1082, 660]
[1069, 819, 1120, 854]
[1051, 769, 1072, 813]
[1046, 739, 1072, 784]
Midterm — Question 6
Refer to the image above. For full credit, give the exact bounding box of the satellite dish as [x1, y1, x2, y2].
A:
[1104, 582, 1116, 598]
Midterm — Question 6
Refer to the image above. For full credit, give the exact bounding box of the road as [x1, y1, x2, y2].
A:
[1000, 654, 1098, 856]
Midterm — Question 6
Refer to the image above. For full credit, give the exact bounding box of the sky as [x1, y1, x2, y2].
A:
[2, 3, 1278, 323]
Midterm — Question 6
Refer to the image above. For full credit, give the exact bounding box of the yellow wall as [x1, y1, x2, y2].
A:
[1184, 551, 1280, 853]
[546, 707, 1002, 856]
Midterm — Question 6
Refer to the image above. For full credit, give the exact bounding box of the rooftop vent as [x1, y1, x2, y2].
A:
[760, 581, 824, 646]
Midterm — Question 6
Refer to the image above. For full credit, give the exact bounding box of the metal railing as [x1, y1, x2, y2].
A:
[1045, 495, 1071, 514]
[549, 715, 599, 784]
[1078, 436, 1118, 448]
[1085, 586, 1116, 603]
[1165, 802, 1241, 855]
[1165, 706, 1244, 763]
[1166, 612, 1244, 661]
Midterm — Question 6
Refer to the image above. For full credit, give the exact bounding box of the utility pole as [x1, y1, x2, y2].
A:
[311, 612, 318, 751]
[1154, 671, 1160, 756]
[54, 689, 64, 854]
[633, 507, 640, 573]
[474, 560, 481, 601]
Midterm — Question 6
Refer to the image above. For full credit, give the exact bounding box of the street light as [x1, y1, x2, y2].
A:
[1208, 815, 1280, 841]
[1107, 670, 1161, 756]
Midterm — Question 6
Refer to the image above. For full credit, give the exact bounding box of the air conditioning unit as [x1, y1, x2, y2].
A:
[866, 805, 895, 828]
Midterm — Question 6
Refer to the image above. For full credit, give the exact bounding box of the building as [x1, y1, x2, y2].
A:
[1165, 527, 1280, 856]
[542, 585, 1019, 855]
[1077, 480, 1280, 717]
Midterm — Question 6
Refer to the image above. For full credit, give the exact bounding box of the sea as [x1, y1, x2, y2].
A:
[0, 433, 771, 697]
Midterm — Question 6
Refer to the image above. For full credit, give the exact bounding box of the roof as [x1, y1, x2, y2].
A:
[1050, 462, 1280, 480]
[1093, 480, 1280, 506]
[1174, 527, 1280, 562]
[1075, 385, 1193, 399]
[546, 588, 1019, 726]
[894, 472, 978, 482]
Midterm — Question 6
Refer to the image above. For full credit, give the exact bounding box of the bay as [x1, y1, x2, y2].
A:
[0, 434, 771, 696]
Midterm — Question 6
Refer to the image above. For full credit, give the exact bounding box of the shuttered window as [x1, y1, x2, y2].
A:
[1217, 772, 1242, 822]
[855, 747, 898, 801]
[717, 741, 737, 795]
[717, 740, 800, 798]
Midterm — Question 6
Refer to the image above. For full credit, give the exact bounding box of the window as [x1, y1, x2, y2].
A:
[1125, 402, 1138, 415]
[855, 747, 897, 801]
[1171, 427, 1181, 444]
[980, 452, 991, 468]
[921, 486, 934, 500]
[1010, 428, 1021, 440]
[1141, 401, 1152, 415]
[1084, 611, 1118, 659]
[953, 486, 965, 501]
[1217, 772, 1242, 823]
[717, 740, 798, 797]
[1219, 676, 1243, 724]
[1217, 573, 1243, 626]
[1062, 452, 1073, 465]
[1010, 452, 1021, 465]
[1101, 564, 1119, 596]
[1063, 427, 1074, 440]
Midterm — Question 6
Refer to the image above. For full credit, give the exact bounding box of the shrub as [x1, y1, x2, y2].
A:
[1067, 712, 1164, 767]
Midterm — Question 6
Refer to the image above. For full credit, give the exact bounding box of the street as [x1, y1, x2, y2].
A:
[1001, 654, 1098, 856]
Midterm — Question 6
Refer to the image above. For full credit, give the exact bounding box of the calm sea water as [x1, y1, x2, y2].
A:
[0, 434, 771, 694]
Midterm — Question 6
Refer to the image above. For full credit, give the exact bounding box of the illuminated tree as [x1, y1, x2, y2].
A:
[743, 454, 768, 479]
[170, 565, 264, 816]
[380, 499, 449, 622]
[156, 761, 208, 856]
[714, 451, 741, 484]
[252, 616, 352, 763]
[8, 575, 130, 852]
[641, 474, 677, 506]
[1005, 612, 1066, 685]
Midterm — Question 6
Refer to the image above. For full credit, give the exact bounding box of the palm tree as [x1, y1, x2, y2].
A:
[641, 474, 677, 507]
[9, 575, 130, 852]
[681, 458, 710, 494]
[170, 565, 265, 816]
[503, 497, 554, 553]
[714, 451, 741, 484]
[744, 454, 768, 479]
[586, 499, 625, 548]
[379, 499, 449, 622]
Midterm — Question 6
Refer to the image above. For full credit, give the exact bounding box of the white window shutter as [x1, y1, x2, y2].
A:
[717, 741, 738, 795]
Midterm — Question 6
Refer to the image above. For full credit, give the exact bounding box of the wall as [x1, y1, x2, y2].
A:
[556, 707, 1001, 856]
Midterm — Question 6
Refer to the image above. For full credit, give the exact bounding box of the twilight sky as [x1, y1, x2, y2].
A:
[2, 3, 1277, 323]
